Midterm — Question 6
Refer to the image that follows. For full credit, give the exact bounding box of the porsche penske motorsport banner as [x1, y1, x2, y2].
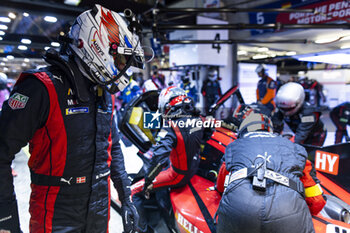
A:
[249, 0, 350, 35]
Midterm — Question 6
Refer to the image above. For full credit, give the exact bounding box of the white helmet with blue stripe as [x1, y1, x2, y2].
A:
[68, 4, 144, 93]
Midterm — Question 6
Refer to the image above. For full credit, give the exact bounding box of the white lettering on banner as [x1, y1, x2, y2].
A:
[315, 152, 327, 171]
[315, 151, 339, 175]
[162, 118, 221, 128]
[176, 212, 204, 233]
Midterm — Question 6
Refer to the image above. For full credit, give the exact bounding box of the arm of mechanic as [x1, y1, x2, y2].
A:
[0, 76, 49, 232]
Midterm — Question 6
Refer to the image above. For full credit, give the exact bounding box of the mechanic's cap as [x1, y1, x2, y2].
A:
[255, 64, 267, 73]
[238, 112, 273, 137]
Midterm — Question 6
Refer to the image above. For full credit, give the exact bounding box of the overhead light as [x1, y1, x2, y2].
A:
[24, 58, 30, 62]
[44, 16, 57, 23]
[23, 12, 29, 17]
[286, 51, 297, 56]
[18, 45, 28, 50]
[0, 31, 5, 36]
[21, 38, 31, 44]
[6, 55, 14, 60]
[0, 17, 11, 23]
[257, 47, 269, 52]
[0, 37, 2, 41]
[0, 25, 8, 30]
[252, 54, 269, 60]
[237, 50, 247, 56]
[296, 53, 350, 65]
[3, 67, 8, 71]
[51, 42, 60, 47]
[2, 58, 8, 61]
[64, 0, 82, 6]
[0, 62, 5, 66]
[44, 46, 50, 50]
[8, 12, 16, 19]
[314, 37, 341, 44]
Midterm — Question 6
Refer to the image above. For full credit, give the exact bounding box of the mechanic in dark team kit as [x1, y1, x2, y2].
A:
[273, 82, 327, 146]
[216, 113, 326, 233]
[330, 102, 350, 144]
[0, 5, 144, 233]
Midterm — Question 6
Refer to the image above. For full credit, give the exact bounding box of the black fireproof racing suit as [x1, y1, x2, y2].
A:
[0, 63, 132, 232]
[272, 102, 326, 146]
[217, 131, 315, 233]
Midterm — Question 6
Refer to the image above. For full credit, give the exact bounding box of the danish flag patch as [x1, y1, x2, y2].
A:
[76, 176, 86, 184]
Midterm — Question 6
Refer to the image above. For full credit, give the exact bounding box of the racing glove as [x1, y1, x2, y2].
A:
[121, 199, 139, 233]
[0, 200, 22, 233]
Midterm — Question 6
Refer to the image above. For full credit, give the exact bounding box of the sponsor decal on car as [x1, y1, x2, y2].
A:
[315, 150, 339, 175]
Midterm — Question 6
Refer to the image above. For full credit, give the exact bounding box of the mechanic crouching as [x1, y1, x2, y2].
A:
[272, 82, 327, 146]
[215, 112, 326, 233]
[131, 86, 205, 232]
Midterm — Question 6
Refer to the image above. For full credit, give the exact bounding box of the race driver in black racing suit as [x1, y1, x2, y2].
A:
[130, 86, 206, 232]
[0, 5, 144, 233]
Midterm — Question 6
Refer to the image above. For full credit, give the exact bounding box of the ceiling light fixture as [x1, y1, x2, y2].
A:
[0, 31, 5, 36]
[6, 55, 14, 60]
[8, 12, 16, 19]
[3, 67, 8, 71]
[257, 47, 269, 52]
[237, 50, 247, 56]
[0, 37, 2, 41]
[297, 53, 350, 65]
[44, 16, 57, 23]
[51, 42, 60, 47]
[0, 62, 5, 66]
[314, 37, 341, 44]
[44, 46, 50, 50]
[0, 17, 11, 23]
[252, 54, 268, 60]
[2, 58, 8, 62]
[21, 38, 31, 44]
[23, 12, 29, 17]
[18, 45, 28, 50]
[0, 25, 8, 30]
[286, 51, 297, 56]
[64, 0, 82, 6]
[24, 58, 30, 62]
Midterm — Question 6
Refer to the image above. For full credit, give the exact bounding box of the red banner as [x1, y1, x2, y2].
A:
[276, 0, 350, 24]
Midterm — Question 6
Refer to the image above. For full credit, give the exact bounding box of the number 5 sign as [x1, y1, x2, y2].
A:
[315, 150, 340, 175]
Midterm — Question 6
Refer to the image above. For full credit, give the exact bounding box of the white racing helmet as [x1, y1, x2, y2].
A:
[68, 4, 144, 93]
[275, 82, 305, 116]
[208, 69, 218, 81]
[255, 64, 267, 74]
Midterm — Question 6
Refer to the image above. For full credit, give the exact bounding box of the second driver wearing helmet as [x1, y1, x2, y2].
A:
[272, 82, 327, 146]
[131, 86, 205, 232]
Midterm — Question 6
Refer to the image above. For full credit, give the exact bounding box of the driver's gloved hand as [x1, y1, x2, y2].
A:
[121, 198, 139, 233]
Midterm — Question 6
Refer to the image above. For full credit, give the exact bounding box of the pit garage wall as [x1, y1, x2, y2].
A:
[306, 69, 350, 108]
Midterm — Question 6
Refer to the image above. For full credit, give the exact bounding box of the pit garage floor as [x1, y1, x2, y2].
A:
[12, 111, 343, 233]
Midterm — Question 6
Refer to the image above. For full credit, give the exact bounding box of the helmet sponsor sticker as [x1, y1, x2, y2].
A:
[315, 150, 339, 175]
[65, 107, 89, 115]
[8, 92, 29, 110]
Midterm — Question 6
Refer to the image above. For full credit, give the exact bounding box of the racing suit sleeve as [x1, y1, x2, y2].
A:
[260, 79, 276, 105]
[300, 159, 326, 215]
[109, 111, 133, 202]
[0, 76, 49, 232]
[215, 161, 229, 194]
[295, 112, 318, 144]
[145, 128, 177, 186]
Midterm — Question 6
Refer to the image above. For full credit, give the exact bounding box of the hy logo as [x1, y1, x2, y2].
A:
[144, 110, 162, 129]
